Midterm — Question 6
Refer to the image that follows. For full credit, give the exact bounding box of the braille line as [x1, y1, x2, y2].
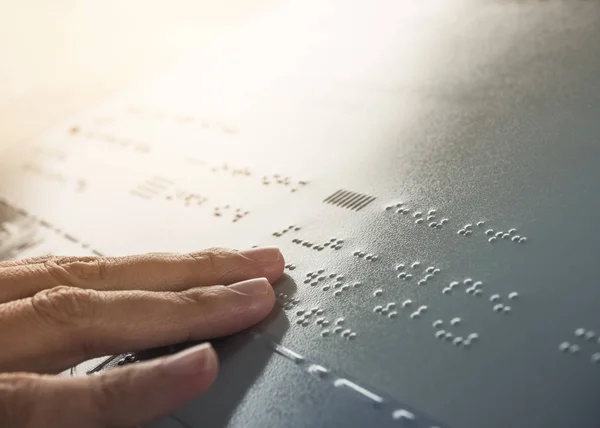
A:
[323, 189, 344, 204]
[340, 192, 366, 209]
[346, 193, 370, 210]
[331, 190, 355, 207]
[356, 195, 377, 211]
[334, 378, 384, 405]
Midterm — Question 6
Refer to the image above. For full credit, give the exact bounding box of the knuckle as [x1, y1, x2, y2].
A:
[31, 286, 98, 327]
[43, 257, 107, 287]
[187, 248, 235, 277]
[0, 374, 37, 427]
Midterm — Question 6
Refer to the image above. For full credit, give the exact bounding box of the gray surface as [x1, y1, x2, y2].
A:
[1, 1, 600, 427]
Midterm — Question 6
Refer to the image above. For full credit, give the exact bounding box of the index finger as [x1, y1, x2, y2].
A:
[0, 247, 284, 303]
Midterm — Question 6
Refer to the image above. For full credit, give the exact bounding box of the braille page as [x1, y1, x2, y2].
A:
[1, 1, 600, 428]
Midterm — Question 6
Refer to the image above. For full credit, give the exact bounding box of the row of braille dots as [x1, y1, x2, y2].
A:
[352, 250, 378, 261]
[484, 227, 527, 244]
[261, 175, 308, 193]
[385, 203, 450, 229]
[372, 298, 428, 319]
[559, 328, 600, 364]
[432, 318, 479, 348]
[490, 292, 518, 314]
[277, 292, 300, 311]
[284, 263, 296, 271]
[442, 278, 483, 296]
[272, 224, 301, 237]
[295, 310, 357, 339]
[457, 221, 485, 236]
[304, 270, 361, 296]
[292, 237, 344, 251]
[395, 261, 421, 281]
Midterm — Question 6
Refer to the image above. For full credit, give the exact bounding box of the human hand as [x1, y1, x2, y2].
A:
[0, 247, 284, 427]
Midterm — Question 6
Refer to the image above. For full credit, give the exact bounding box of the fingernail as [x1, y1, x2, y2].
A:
[229, 277, 270, 296]
[164, 343, 216, 375]
[240, 246, 282, 263]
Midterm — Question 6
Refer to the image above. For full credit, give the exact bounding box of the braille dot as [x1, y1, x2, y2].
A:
[321, 330, 330, 337]
[373, 289, 383, 297]
[349, 332, 357, 339]
[329, 273, 336, 278]
[322, 285, 330, 291]
[322, 320, 330, 327]
[468, 333, 479, 341]
[428, 209, 437, 215]
[424, 274, 433, 281]
[575, 328, 586, 337]
[473, 289, 483, 297]
[502, 306, 511, 313]
[410, 312, 420, 319]
[372, 255, 379, 261]
[433, 269, 440, 274]
[426, 216, 435, 222]
[453, 337, 463, 346]
[388, 311, 398, 318]
[502, 233, 510, 239]
[465, 223, 473, 229]
[433, 320, 444, 328]
[494, 232, 503, 238]
[341, 285, 349, 291]
[415, 218, 424, 224]
[316, 309, 324, 315]
[418, 280, 426, 286]
[458, 229, 466, 235]
[411, 262, 421, 268]
[382, 309, 389, 315]
[402, 299, 412, 308]
[296, 310, 305, 316]
[334, 290, 342, 297]
[342, 329, 351, 338]
[441, 218, 449, 225]
[462, 340, 471, 348]
[519, 237, 527, 243]
[396, 264, 405, 271]
[508, 228, 517, 234]
[591, 353, 600, 363]
[302, 320, 309, 327]
[444, 332, 453, 340]
[366, 255, 373, 261]
[311, 281, 318, 287]
[395, 203, 403, 208]
[449, 281, 459, 288]
[508, 292, 519, 300]
[374, 306, 383, 313]
[418, 305, 428, 313]
[385, 206, 393, 211]
[304, 279, 311, 284]
[477, 221, 485, 227]
[405, 274, 413, 280]
[559, 342, 570, 352]
[493, 304, 504, 312]
[398, 272, 406, 279]
[316, 318, 324, 325]
[353, 251, 359, 256]
[485, 229, 494, 236]
[450, 317, 461, 326]
[464, 278, 473, 285]
[318, 276, 325, 282]
[429, 222, 438, 228]
[473, 281, 483, 288]
[435, 330, 446, 339]
[353, 282, 362, 288]
[337, 275, 344, 281]
[413, 211, 423, 218]
[511, 236, 520, 242]
[489, 237, 497, 243]
[490, 294, 501, 302]
[442, 287, 451, 294]
[334, 282, 342, 289]
[585, 331, 596, 340]
[386, 303, 396, 309]
[333, 327, 343, 334]
[335, 318, 345, 325]
[358, 252, 366, 257]
[426, 266, 435, 274]
[569, 344, 580, 354]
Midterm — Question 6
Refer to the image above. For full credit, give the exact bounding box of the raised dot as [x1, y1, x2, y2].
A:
[395, 203, 403, 208]
[433, 320, 444, 328]
[386, 302, 396, 309]
[433, 268, 441, 274]
[426, 215, 435, 221]
[329, 273, 336, 278]
[519, 237, 527, 243]
[322, 320, 330, 327]
[426, 266, 435, 274]
[429, 222, 438, 228]
[365, 254, 373, 261]
[585, 331, 596, 340]
[508, 228, 517, 234]
[458, 229, 466, 235]
[490, 294, 501, 302]
[592, 353, 600, 363]
[473, 281, 483, 288]
[441, 218, 449, 225]
[428, 209, 437, 215]
[418, 305, 428, 313]
[374, 306, 383, 313]
[575, 328, 586, 337]
[462, 340, 471, 348]
[559, 341, 570, 352]
[493, 304, 504, 312]
[405, 274, 413, 280]
[502, 233, 510, 239]
[322, 285, 330, 291]
[371, 255, 378, 261]
[402, 299, 412, 307]
[296, 310, 305, 316]
[418, 280, 426, 286]
[444, 332, 453, 340]
[477, 221, 485, 227]
[502, 306, 512, 313]
[321, 330, 330, 337]
[465, 223, 473, 229]
[296, 319, 304, 325]
[341, 285, 349, 291]
[468, 333, 479, 341]
[333, 326, 343, 334]
[473, 289, 483, 297]
[336, 275, 344, 281]
[334, 282, 342, 289]
[342, 329, 351, 338]
[373, 289, 383, 297]
[450, 317, 461, 326]
[388, 311, 398, 318]
[452, 337, 463, 346]
[349, 332, 357, 339]
[410, 312, 420, 319]
[485, 229, 494, 236]
[316, 318, 324, 325]
[302, 320, 310, 327]
[392, 409, 416, 422]
[415, 218, 424, 224]
[511, 236, 520, 242]
[335, 318, 345, 325]
[385, 206, 393, 211]
[489, 237, 497, 243]
[424, 274, 433, 281]
[318, 276, 325, 282]
[333, 290, 342, 297]
[358, 252, 366, 257]
[449, 281, 460, 288]
[569, 344, 580, 354]
[396, 264, 405, 271]
[413, 211, 423, 218]
[411, 262, 421, 269]
[466, 287, 475, 295]
[508, 292, 519, 300]
[435, 330, 446, 339]
[398, 272, 407, 279]
[464, 278, 473, 285]
[465, 230, 473, 236]
[442, 287, 452, 294]
[495, 232, 503, 238]
[353, 282, 362, 288]
[311, 281, 318, 287]
[353, 251, 360, 256]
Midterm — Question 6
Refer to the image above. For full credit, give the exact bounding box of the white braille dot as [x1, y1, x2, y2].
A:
[296, 310, 305, 316]
[334, 282, 342, 289]
[465, 223, 473, 229]
[373, 289, 383, 297]
[316, 318, 324, 325]
[433, 320, 443, 328]
[495, 232, 503, 238]
[575, 328, 586, 337]
[398, 272, 406, 279]
[441, 218, 449, 225]
[396, 264, 405, 271]
[429, 222, 438, 228]
[473, 281, 483, 288]
[426, 215, 435, 221]
[458, 229, 466, 235]
[559, 342, 570, 352]
[365, 254, 373, 261]
[464, 278, 473, 285]
[468, 333, 479, 341]
[508, 292, 519, 300]
[424, 274, 433, 281]
[402, 299, 412, 307]
[519, 237, 527, 243]
[405, 274, 413, 280]
[413, 211, 423, 218]
[485, 229, 494, 236]
[511, 236, 520, 242]
[569, 344, 580, 354]
[444, 332, 453, 340]
[322, 285, 330, 291]
[333, 291, 341, 297]
[329, 273, 336, 278]
[392, 409, 416, 422]
[466, 287, 475, 295]
[426, 266, 435, 274]
[411, 262, 420, 268]
[474, 289, 483, 296]
[322, 320, 330, 327]
[433, 269, 440, 274]
[296, 319, 304, 325]
[410, 312, 420, 319]
[418, 280, 426, 286]
[493, 304, 504, 312]
[302, 320, 309, 327]
[418, 305, 428, 313]
[381, 308, 389, 315]
[371, 255, 378, 261]
[442, 287, 452, 294]
[341, 285, 349, 291]
[452, 337, 463, 346]
[502, 233, 510, 239]
[477, 221, 485, 227]
[342, 329, 351, 338]
[386, 302, 396, 309]
[490, 294, 501, 302]
[335, 318, 345, 325]
[428, 209, 437, 215]
[353, 282, 362, 288]
[591, 353, 600, 363]
[349, 332, 357, 339]
[489, 237, 497, 243]
[449, 281, 459, 288]
[450, 317, 461, 326]
[415, 218, 424, 224]
[333, 327, 343, 334]
[435, 330, 446, 339]
[337, 275, 344, 281]
[321, 330, 330, 337]
[503, 306, 511, 313]
[508, 228, 517, 234]
[374, 306, 383, 313]
[388, 311, 398, 318]
[585, 331, 596, 340]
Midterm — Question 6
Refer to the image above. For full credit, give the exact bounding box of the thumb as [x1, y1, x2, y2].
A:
[0, 343, 218, 428]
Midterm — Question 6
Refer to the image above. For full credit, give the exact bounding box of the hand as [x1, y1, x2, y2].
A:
[0, 247, 284, 427]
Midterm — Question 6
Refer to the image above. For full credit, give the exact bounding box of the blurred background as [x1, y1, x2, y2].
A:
[0, 0, 273, 149]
